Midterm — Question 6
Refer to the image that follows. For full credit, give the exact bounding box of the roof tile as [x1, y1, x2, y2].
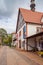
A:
[20, 8, 43, 24]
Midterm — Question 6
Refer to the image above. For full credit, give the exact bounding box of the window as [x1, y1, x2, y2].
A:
[37, 27, 40, 33]
[37, 27, 43, 33]
[41, 17, 43, 22]
[40, 28, 43, 32]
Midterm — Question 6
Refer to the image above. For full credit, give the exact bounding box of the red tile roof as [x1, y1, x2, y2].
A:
[12, 32, 16, 34]
[20, 8, 43, 24]
[16, 8, 43, 33]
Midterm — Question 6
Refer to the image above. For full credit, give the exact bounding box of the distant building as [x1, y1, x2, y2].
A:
[12, 32, 17, 46]
[0, 34, 2, 45]
[16, 8, 43, 51]
[0, 37, 2, 45]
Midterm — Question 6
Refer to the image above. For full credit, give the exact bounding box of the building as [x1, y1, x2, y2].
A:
[0, 37, 2, 45]
[0, 34, 2, 45]
[16, 8, 43, 51]
[12, 32, 17, 46]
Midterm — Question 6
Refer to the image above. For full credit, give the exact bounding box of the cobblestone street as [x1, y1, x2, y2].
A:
[0, 46, 43, 65]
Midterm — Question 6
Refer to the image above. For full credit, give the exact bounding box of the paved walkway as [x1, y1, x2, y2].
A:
[15, 48, 43, 65]
[0, 46, 43, 65]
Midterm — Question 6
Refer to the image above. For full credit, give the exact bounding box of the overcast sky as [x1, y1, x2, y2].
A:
[0, 0, 43, 33]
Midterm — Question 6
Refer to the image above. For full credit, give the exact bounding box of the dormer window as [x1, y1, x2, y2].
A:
[41, 17, 43, 22]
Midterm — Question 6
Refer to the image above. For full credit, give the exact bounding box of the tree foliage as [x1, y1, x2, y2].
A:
[0, 28, 12, 46]
[0, 28, 8, 45]
[3, 38, 9, 45]
[8, 34, 12, 46]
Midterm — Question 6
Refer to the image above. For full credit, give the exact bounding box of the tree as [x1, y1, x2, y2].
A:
[0, 28, 12, 46]
[0, 28, 8, 45]
[3, 38, 9, 45]
[8, 34, 12, 47]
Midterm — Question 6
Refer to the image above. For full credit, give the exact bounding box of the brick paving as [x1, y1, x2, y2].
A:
[0, 46, 43, 65]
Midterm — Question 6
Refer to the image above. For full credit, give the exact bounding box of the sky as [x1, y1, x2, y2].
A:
[0, 0, 43, 34]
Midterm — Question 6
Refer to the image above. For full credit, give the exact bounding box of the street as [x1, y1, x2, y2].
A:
[0, 46, 42, 65]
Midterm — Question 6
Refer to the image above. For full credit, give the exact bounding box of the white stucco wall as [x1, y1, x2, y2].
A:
[27, 24, 42, 37]
[17, 23, 26, 49]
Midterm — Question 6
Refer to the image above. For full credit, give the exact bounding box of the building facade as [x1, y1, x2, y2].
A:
[16, 8, 43, 51]
[0, 37, 2, 45]
[12, 32, 17, 46]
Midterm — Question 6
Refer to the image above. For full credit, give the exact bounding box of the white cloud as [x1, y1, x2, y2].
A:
[0, 0, 7, 12]
[0, 0, 43, 33]
[0, 18, 16, 33]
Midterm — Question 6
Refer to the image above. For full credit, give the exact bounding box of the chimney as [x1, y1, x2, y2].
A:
[30, 0, 36, 11]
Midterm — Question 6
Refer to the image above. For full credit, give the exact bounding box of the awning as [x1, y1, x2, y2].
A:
[26, 32, 43, 39]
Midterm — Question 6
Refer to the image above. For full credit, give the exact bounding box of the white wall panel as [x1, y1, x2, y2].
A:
[27, 24, 41, 37]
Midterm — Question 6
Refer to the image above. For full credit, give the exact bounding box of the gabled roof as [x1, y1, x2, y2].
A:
[12, 32, 16, 34]
[16, 8, 43, 32]
[20, 8, 43, 24]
